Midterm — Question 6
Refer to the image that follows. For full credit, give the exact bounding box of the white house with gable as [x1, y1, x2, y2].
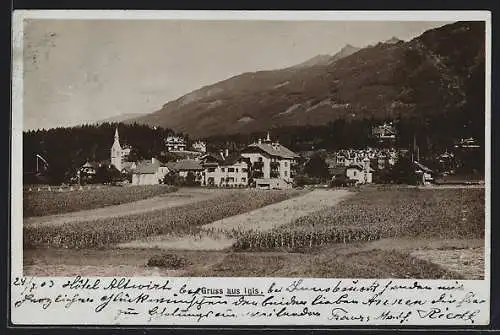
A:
[241, 132, 299, 189]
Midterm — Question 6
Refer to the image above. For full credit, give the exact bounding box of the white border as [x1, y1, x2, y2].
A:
[13, 10, 491, 21]
[11, 10, 492, 326]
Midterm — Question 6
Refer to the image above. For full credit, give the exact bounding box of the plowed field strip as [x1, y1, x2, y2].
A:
[24, 188, 232, 228]
[118, 189, 353, 250]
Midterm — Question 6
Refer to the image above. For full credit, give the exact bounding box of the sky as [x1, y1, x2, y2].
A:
[21, 19, 451, 130]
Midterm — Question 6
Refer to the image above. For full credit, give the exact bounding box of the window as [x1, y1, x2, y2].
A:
[242, 177, 246, 182]
[258, 157, 263, 162]
[284, 171, 288, 177]
[284, 161, 288, 167]
[353, 171, 357, 177]
[235, 168, 239, 173]
[221, 168, 225, 172]
[208, 168, 215, 173]
[228, 168, 235, 172]
[242, 168, 248, 173]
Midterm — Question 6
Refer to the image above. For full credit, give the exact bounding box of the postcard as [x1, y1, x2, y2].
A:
[11, 10, 491, 326]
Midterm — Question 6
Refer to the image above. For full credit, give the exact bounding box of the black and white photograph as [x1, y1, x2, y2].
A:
[10, 10, 491, 326]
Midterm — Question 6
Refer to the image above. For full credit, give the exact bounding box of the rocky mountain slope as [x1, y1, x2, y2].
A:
[129, 21, 485, 138]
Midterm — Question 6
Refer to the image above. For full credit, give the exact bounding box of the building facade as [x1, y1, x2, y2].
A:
[345, 164, 373, 184]
[192, 140, 207, 153]
[240, 133, 299, 189]
[165, 135, 187, 152]
[131, 158, 170, 185]
[201, 154, 250, 187]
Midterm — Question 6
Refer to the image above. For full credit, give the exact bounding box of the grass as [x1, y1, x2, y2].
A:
[24, 189, 305, 249]
[23, 185, 178, 217]
[186, 250, 462, 279]
[233, 186, 485, 251]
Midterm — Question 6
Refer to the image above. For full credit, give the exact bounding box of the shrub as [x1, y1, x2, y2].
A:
[147, 253, 190, 269]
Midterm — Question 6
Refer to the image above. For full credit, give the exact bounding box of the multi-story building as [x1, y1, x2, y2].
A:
[201, 153, 250, 187]
[192, 140, 207, 153]
[240, 133, 300, 189]
[164, 135, 187, 152]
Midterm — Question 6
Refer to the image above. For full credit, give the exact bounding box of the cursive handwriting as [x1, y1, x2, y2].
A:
[11, 276, 488, 325]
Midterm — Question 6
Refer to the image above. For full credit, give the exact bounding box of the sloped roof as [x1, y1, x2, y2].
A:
[81, 161, 96, 169]
[244, 142, 299, 159]
[413, 161, 433, 173]
[200, 153, 223, 163]
[133, 158, 166, 174]
[134, 160, 160, 174]
[121, 161, 135, 172]
[222, 154, 251, 166]
[167, 159, 203, 171]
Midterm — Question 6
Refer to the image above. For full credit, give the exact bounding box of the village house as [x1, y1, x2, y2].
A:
[372, 122, 397, 144]
[164, 135, 187, 152]
[240, 132, 300, 189]
[200, 152, 250, 187]
[413, 161, 434, 185]
[166, 159, 204, 179]
[191, 140, 207, 153]
[131, 157, 170, 185]
[335, 147, 398, 171]
[345, 164, 374, 184]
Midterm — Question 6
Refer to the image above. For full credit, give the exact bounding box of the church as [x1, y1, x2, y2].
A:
[110, 127, 132, 172]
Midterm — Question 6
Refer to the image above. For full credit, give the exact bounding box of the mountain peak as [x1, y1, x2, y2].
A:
[384, 36, 403, 44]
[292, 54, 332, 68]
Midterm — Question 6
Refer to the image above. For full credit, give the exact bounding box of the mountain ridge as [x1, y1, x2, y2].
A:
[128, 21, 485, 138]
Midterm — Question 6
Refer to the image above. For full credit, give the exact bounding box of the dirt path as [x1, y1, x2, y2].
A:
[317, 238, 484, 279]
[24, 188, 232, 228]
[117, 189, 353, 251]
[24, 239, 483, 279]
[410, 249, 484, 280]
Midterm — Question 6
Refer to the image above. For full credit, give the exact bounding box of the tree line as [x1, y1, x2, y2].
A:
[23, 122, 184, 184]
[23, 106, 484, 185]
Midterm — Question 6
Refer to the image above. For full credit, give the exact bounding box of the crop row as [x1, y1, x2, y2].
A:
[24, 189, 304, 249]
[230, 187, 485, 251]
[24, 185, 178, 217]
[232, 227, 381, 251]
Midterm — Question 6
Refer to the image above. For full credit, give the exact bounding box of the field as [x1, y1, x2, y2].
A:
[233, 186, 484, 251]
[23, 185, 177, 217]
[23, 188, 305, 249]
[23, 185, 485, 279]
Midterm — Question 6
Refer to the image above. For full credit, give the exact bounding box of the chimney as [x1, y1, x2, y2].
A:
[265, 132, 271, 143]
[152, 157, 156, 164]
[220, 151, 225, 161]
[258, 138, 262, 144]
[225, 148, 229, 158]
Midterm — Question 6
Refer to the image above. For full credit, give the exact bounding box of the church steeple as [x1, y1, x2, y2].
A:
[111, 127, 122, 171]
